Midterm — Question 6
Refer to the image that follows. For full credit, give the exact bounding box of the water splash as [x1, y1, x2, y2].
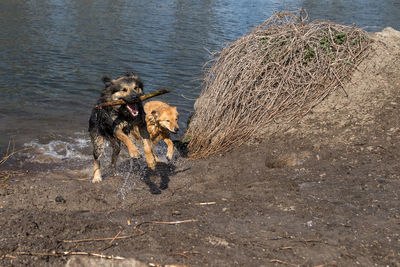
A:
[117, 142, 181, 199]
[23, 136, 91, 164]
[117, 158, 149, 200]
[118, 159, 134, 200]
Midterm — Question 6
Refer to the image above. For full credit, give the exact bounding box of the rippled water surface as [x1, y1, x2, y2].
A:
[0, 0, 399, 164]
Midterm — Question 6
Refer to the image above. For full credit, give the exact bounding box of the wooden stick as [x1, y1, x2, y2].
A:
[140, 89, 170, 101]
[2, 255, 16, 259]
[95, 89, 170, 109]
[108, 231, 122, 245]
[134, 219, 200, 229]
[10, 251, 125, 260]
[168, 250, 203, 260]
[168, 252, 190, 260]
[63, 235, 134, 243]
[195, 202, 216, 206]
[0, 147, 29, 165]
[93, 230, 124, 253]
[269, 258, 299, 266]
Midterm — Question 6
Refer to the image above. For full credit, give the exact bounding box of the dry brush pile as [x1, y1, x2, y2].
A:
[185, 11, 371, 158]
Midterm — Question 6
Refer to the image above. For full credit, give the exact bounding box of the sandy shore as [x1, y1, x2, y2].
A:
[1, 28, 399, 266]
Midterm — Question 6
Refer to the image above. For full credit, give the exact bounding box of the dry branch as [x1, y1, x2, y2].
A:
[8, 251, 125, 260]
[134, 219, 200, 229]
[1, 140, 28, 185]
[269, 258, 299, 266]
[93, 230, 123, 252]
[186, 10, 371, 158]
[63, 234, 136, 243]
[195, 202, 217, 206]
[95, 89, 170, 109]
[168, 250, 203, 260]
[0, 140, 28, 166]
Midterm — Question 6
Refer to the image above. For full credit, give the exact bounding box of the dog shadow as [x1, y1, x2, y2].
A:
[142, 141, 190, 194]
[116, 158, 178, 195]
[173, 140, 189, 158]
[112, 142, 190, 194]
[143, 161, 176, 194]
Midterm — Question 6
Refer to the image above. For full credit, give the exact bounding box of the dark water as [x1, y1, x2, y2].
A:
[0, 0, 399, 165]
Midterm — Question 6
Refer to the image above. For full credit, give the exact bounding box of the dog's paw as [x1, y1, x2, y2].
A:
[148, 160, 156, 171]
[130, 151, 142, 159]
[154, 155, 162, 163]
[92, 173, 103, 183]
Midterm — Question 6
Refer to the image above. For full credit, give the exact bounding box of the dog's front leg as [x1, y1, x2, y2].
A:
[138, 125, 156, 170]
[163, 137, 174, 161]
[90, 133, 105, 183]
[115, 127, 141, 159]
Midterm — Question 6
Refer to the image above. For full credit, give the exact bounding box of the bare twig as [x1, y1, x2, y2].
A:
[134, 219, 200, 230]
[108, 231, 122, 245]
[63, 234, 136, 243]
[168, 252, 190, 260]
[168, 250, 203, 260]
[195, 202, 216, 206]
[0, 140, 28, 185]
[94, 230, 123, 252]
[269, 258, 299, 266]
[9, 251, 125, 260]
[0, 144, 28, 165]
[1, 255, 16, 259]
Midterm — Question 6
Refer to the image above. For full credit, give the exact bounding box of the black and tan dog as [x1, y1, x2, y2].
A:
[88, 72, 156, 183]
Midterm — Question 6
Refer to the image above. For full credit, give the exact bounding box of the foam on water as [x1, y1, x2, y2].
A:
[23, 133, 92, 164]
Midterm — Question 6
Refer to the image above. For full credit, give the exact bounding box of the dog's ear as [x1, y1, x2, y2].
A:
[125, 72, 135, 77]
[151, 110, 158, 119]
[101, 75, 112, 87]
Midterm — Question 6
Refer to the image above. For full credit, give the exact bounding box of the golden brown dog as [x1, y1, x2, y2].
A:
[131, 101, 179, 161]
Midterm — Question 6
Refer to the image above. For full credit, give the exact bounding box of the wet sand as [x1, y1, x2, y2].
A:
[1, 29, 400, 266]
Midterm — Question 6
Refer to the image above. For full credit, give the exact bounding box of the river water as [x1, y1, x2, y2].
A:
[0, 0, 399, 166]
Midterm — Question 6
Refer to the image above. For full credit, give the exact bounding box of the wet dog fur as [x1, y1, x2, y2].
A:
[131, 101, 179, 161]
[88, 72, 156, 183]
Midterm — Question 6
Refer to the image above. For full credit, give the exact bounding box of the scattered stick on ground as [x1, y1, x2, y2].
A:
[149, 264, 189, 267]
[63, 234, 137, 244]
[168, 251, 203, 260]
[185, 10, 371, 158]
[269, 258, 299, 266]
[8, 251, 125, 260]
[134, 219, 200, 230]
[93, 230, 123, 252]
[0, 140, 28, 185]
[195, 202, 216, 206]
[168, 252, 190, 260]
[0, 140, 28, 166]
[107, 231, 122, 245]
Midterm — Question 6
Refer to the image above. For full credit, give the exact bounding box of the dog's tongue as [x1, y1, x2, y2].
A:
[127, 104, 139, 117]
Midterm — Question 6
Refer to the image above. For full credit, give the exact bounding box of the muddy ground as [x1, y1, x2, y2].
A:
[1, 28, 400, 266]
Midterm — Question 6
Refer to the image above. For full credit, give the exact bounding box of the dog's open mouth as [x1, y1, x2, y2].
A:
[126, 103, 139, 117]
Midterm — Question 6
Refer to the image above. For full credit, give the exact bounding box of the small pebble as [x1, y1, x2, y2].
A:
[55, 196, 66, 203]
[171, 210, 181, 216]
